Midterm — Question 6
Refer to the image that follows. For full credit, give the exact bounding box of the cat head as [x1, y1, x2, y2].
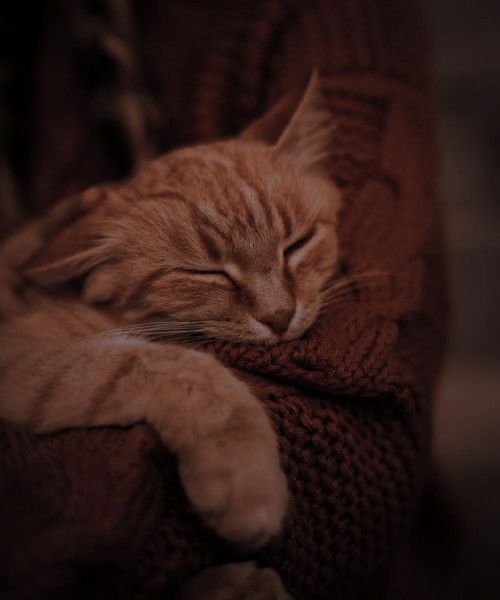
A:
[25, 73, 341, 344]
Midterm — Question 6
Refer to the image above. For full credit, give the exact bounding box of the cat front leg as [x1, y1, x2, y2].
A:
[142, 345, 290, 550]
[0, 333, 288, 550]
[171, 353, 288, 550]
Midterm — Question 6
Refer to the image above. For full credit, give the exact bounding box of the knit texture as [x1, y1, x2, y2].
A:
[0, 1, 446, 598]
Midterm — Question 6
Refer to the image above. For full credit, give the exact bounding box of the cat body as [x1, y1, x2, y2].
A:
[0, 75, 340, 597]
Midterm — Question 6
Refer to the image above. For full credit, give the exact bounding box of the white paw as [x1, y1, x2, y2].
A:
[178, 379, 288, 550]
[177, 562, 292, 600]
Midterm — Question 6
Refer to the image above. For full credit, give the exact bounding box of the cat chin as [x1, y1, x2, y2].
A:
[219, 333, 280, 346]
[220, 326, 310, 346]
[211, 326, 279, 346]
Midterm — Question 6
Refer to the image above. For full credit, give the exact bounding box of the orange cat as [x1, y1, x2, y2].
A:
[0, 74, 341, 598]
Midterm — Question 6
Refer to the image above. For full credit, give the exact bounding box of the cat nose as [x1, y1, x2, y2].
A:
[258, 307, 295, 335]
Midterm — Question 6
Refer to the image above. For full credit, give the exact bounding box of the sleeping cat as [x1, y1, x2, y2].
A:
[0, 74, 341, 598]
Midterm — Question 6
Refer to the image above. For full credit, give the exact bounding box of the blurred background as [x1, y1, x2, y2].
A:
[419, 0, 500, 597]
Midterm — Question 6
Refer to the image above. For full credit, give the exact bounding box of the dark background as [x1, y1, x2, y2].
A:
[419, 0, 500, 597]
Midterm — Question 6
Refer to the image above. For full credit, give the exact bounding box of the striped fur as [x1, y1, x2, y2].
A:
[0, 75, 341, 566]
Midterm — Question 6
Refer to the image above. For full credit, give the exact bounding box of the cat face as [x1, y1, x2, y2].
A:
[26, 74, 341, 344]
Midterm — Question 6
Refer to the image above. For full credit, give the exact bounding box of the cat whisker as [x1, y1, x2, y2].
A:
[320, 271, 389, 298]
[316, 299, 358, 318]
[317, 270, 393, 314]
[103, 321, 210, 340]
[321, 270, 389, 293]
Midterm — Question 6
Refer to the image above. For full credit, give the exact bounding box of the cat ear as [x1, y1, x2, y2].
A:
[23, 187, 118, 286]
[272, 71, 334, 171]
[239, 94, 298, 145]
[240, 70, 334, 171]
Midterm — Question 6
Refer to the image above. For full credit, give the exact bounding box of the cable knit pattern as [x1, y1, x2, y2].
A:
[0, 1, 446, 598]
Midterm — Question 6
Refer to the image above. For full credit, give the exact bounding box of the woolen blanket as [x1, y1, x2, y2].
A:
[0, 1, 446, 598]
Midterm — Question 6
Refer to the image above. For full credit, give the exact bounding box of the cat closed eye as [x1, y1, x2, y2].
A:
[284, 228, 316, 257]
[181, 268, 234, 283]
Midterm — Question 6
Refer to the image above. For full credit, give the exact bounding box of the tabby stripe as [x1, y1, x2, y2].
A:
[142, 191, 190, 203]
[126, 269, 166, 307]
[233, 164, 275, 229]
[187, 203, 227, 240]
[277, 207, 292, 237]
[240, 198, 258, 230]
[257, 190, 275, 228]
[47, 304, 83, 337]
[197, 229, 221, 260]
[74, 309, 105, 335]
[62, 305, 97, 336]
[240, 170, 275, 229]
[83, 354, 138, 425]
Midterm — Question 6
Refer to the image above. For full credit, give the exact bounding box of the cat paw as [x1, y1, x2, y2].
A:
[178, 372, 289, 550]
[176, 562, 292, 600]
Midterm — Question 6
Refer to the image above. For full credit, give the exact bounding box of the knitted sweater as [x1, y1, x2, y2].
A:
[0, 1, 446, 598]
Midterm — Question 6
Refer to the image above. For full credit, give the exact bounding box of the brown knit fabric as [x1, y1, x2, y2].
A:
[0, 1, 446, 598]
